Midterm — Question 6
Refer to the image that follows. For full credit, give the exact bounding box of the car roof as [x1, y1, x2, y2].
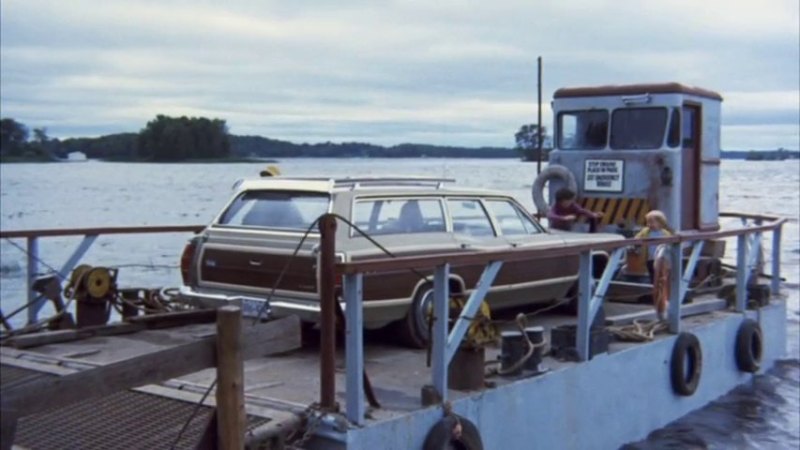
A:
[232, 176, 508, 198]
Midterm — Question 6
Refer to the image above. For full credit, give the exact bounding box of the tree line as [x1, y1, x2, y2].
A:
[0, 118, 60, 161]
[233, 135, 515, 158]
[2, 115, 529, 162]
[1, 115, 231, 162]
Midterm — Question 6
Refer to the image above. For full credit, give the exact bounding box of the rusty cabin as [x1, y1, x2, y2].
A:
[537, 82, 723, 233]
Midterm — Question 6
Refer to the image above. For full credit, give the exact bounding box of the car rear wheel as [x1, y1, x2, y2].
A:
[396, 283, 435, 348]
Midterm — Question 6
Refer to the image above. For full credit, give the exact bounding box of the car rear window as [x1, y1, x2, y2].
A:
[218, 190, 329, 231]
[353, 198, 445, 235]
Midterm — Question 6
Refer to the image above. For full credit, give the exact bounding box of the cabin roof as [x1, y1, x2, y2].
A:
[553, 82, 723, 101]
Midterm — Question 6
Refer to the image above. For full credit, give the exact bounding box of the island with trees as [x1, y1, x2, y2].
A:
[1, 115, 516, 162]
[1, 116, 797, 163]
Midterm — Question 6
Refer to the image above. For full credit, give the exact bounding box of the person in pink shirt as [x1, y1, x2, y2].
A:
[547, 188, 603, 231]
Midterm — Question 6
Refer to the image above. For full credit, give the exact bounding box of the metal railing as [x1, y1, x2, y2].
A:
[331, 212, 786, 424]
[0, 225, 204, 324]
[0, 213, 787, 427]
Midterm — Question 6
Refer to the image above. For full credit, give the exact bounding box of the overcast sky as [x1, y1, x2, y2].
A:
[1, 0, 798, 149]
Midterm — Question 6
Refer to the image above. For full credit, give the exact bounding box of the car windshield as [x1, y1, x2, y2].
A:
[610, 107, 667, 150]
[218, 190, 329, 231]
[558, 110, 609, 150]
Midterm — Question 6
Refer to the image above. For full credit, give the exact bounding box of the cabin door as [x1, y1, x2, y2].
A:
[681, 104, 701, 230]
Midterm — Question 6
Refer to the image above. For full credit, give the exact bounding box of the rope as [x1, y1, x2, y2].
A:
[250, 217, 321, 326]
[1, 238, 73, 326]
[169, 379, 217, 449]
[606, 319, 668, 342]
[0, 268, 90, 340]
[1, 238, 185, 326]
[330, 213, 429, 282]
[486, 313, 546, 376]
[496, 296, 572, 325]
[3, 237, 69, 281]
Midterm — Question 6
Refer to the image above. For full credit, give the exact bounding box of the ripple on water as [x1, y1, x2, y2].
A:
[0, 261, 22, 276]
[0, 159, 798, 447]
[624, 360, 800, 450]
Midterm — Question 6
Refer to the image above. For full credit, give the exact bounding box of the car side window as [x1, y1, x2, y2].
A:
[353, 198, 445, 235]
[447, 199, 496, 237]
[485, 200, 540, 235]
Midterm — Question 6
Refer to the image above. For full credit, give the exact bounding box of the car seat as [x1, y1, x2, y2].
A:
[396, 201, 424, 233]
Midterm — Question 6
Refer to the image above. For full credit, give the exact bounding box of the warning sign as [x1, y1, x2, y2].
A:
[584, 159, 624, 192]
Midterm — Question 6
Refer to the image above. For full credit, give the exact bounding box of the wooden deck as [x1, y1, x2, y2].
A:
[1, 293, 731, 450]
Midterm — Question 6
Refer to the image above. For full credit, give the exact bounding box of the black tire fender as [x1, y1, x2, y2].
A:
[670, 332, 703, 396]
[735, 319, 763, 373]
[423, 414, 483, 450]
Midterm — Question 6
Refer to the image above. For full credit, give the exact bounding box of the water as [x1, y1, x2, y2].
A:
[1, 158, 798, 448]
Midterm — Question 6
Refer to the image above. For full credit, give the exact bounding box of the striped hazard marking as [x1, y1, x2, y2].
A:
[580, 197, 651, 226]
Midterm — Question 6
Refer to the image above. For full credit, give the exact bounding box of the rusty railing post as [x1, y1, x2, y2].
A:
[575, 250, 593, 361]
[26, 237, 40, 324]
[319, 213, 337, 410]
[735, 234, 748, 312]
[216, 306, 245, 450]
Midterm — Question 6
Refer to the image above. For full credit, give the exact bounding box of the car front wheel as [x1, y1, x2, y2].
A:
[396, 283, 434, 348]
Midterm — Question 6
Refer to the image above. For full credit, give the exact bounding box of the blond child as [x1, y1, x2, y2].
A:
[634, 210, 673, 281]
[634, 210, 673, 320]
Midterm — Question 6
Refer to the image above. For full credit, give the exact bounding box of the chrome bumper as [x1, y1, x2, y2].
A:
[178, 287, 407, 328]
[178, 286, 322, 321]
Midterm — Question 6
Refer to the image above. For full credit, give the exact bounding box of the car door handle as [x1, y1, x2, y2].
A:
[249, 259, 263, 267]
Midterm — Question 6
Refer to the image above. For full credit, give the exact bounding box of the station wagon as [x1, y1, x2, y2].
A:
[179, 177, 621, 347]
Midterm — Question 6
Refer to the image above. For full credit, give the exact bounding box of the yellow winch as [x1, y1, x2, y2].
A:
[65, 265, 118, 326]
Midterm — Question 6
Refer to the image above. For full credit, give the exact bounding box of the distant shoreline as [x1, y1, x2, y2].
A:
[3, 154, 799, 164]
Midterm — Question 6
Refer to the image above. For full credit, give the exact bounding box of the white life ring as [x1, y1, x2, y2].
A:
[531, 164, 578, 215]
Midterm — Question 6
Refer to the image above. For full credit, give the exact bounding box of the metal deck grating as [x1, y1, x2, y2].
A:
[0, 364, 46, 387]
[5, 372, 271, 450]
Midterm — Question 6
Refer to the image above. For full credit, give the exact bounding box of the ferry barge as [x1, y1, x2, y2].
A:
[0, 83, 788, 450]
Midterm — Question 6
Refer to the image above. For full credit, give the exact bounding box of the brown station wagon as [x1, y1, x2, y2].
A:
[179, 176, 622, 347]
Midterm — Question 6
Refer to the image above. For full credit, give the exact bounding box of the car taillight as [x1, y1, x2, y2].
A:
[180, 242, 195, 285]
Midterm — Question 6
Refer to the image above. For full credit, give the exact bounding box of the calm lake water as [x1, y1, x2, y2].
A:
[1, 158, 798, 449]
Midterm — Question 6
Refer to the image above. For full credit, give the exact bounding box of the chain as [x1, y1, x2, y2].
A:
[286, 409, 322, 450]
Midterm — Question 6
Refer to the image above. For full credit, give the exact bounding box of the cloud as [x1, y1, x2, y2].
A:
[1, 0, 798, 149]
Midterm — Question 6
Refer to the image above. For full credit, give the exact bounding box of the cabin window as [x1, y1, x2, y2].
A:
[667, 108, 681, 148]
[485, 199, 541, 235]
[610, 107, 668, 150]
[682, 106, 698, 148]
[352, 198, 446, 235]
[218, 191, 330, 231]
[447, 199, 496, 237]
[558, 110, 609, 150]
